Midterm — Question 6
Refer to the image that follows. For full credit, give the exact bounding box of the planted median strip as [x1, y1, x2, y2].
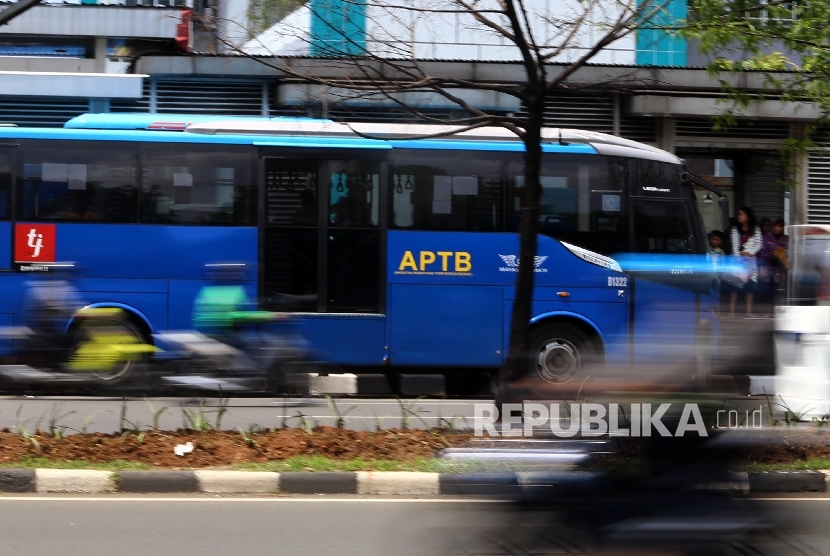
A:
[0, 399, 827, 495]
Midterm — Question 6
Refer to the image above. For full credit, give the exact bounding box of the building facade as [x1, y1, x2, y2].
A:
[0, 0, 826, 229]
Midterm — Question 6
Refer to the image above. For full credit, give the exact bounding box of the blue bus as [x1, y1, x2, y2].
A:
[0, 114, 724, 391]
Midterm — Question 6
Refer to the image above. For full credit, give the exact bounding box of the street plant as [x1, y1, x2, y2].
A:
[278, 395, 289, 429]
[144, 398, 169, 431]
[46, 403, 76, 441]
[238, 424, 261, 448]
[214, 396, 230, 430]
[776, 396, 813, 426]
[182, 399, 213, 433]
[395, 396, 429, 431]
[80, 409, 108, 434]
[290, 411, 313, 436]
[326, 395, 357, 430]
[436, 406, 468, 433]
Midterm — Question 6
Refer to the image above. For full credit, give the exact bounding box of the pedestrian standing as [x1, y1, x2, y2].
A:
[729, 206, 763, 317]
[758, 218, 774, 308]
[762, 219, 789, 309]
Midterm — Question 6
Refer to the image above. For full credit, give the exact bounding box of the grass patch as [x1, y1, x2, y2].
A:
[232, 456, 462, 473]
[0, 457, 151, 471]
[739, 458, 830, 472]
[232, 456, 583, 473]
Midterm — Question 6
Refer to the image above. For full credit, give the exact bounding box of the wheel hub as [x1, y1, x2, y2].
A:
[536, 339, 580, 383]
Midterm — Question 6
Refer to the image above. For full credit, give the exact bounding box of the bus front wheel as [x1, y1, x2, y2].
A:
[529, 323, 596, 384]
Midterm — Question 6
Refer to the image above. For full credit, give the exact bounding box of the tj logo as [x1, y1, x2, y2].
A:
[14, 223, 56, 264]
[27, 229, 43, 258]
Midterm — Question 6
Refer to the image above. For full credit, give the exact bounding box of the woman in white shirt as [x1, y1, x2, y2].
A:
[729, 206, 763, 317]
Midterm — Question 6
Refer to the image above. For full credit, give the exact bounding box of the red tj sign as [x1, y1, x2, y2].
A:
[14, 223, 56, 263]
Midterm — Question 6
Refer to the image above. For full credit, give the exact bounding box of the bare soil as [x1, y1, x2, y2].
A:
[600, 428, 830, 469]
[0, 427, 471, 468]
[732, 430, 830, 465]
[0, 427, 828, 469]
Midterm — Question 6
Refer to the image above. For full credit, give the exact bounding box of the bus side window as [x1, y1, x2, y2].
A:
[17, 143, 137, 223]
[389, 151, 502, 232]
[507, 154, 629, 256]
[328, 161, 379, 228]
[0, 152, 10, 220]
[140, 146, 255, 225]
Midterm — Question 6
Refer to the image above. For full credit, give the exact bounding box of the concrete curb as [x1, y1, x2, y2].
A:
[748, 471, 827, 493]
[0, 470, 824, 495]
[195, 470, 279, 493]
[35, 469, 114, 493]
[0, 469, 34, 493]
[357, 472, 439, 495]
[117, 471, 199, 493]
[279, 472, 357, 494]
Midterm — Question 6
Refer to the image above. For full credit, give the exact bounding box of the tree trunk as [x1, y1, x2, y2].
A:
[498, 102, 544, 398]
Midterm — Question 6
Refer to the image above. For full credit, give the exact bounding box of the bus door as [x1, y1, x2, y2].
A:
[628, 197, 708, 366]
[261, 156, 387, 366]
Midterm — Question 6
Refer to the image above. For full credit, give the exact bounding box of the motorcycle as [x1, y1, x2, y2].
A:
[153, 264, 317, 393]
[0, 270, 157, 391]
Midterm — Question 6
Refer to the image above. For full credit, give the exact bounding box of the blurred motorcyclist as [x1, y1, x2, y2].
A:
[19, 275, 85, 368]
[192, 265, 256, 349]
[189, 263, 310, 384]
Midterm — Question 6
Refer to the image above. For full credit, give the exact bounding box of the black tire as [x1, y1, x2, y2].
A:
[528, 322, 597, 384]
[72, 318, 150, 393]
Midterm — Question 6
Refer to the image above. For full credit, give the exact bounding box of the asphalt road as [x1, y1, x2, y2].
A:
[0, 396, 482, 433]
[0, 496, 825, 556]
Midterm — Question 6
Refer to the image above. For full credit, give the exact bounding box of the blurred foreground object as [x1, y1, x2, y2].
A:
[775, 225, 830, 420]
[154, 262, 318, 392]
[0, 265, 156, 391]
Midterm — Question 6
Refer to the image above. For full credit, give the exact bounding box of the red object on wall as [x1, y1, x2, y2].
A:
[14, 223, 56, 263]
[175, 8, 192, 53]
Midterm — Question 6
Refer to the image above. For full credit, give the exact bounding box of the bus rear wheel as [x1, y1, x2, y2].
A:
[529, 323, 596, 384]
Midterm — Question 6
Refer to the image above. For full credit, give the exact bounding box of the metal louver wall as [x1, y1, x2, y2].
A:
[154, 80, 264, 114]
[620, 115, 656, 143]
[0, 97, 90, 127]
[536, 93, 614, 134]
[807, 148, 830, 224]
[112, 80, 267, 116]
[745, 153, 785, 221]
[523, 93, 657, 143]
[676, 119, 791, 140]
[109, 80, 152, 113]
[270, 104, 470, 123]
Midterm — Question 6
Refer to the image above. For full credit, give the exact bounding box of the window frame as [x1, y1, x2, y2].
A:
[138, 142, 258, 227]
[15, 139, 140, 224]
[388, 149, 506, 233]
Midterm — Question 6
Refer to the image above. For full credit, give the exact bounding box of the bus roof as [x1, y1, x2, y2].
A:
[184, 120, 680, 164]
[35, 113, 677, 161]
[64, 113, 324, 131]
